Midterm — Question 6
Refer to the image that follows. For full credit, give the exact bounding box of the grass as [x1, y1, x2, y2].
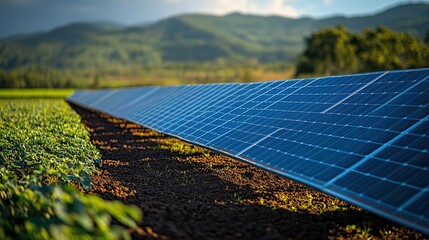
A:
[100, 65, 296, 87]
[0, 89, 74, 99]
[159, 139, 212, 157]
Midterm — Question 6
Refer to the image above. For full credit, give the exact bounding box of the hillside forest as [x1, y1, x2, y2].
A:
[0, 3, 428, 88]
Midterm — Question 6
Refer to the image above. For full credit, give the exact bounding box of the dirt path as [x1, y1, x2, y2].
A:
[70, 103, 427, 239]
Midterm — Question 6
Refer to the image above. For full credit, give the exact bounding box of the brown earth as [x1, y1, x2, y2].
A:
[70, 103, 428, 240]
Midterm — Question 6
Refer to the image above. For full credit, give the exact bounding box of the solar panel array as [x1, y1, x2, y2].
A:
[67, 68, 429, 235]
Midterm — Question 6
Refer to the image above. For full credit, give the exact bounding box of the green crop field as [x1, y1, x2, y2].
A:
[0, 99, 141, 239]
[0, 89, 74, 99]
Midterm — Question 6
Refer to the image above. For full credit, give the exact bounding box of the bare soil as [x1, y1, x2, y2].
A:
[70, 103, 428, 240]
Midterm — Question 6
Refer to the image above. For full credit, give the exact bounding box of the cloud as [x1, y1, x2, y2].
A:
[182, 0, 299, 18]
[323, 0, 333, 6]
[203, 0, 247, 14]
[246, 0, 299, 17]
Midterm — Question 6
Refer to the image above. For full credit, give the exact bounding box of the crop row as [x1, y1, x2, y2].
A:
[0, 99, 141, 239]
[0, 89, 74, 99]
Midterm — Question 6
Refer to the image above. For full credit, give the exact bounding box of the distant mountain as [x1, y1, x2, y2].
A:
[1, 3, 428, 69]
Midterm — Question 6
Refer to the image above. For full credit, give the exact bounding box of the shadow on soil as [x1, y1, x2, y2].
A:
[69, 103, 419, 240]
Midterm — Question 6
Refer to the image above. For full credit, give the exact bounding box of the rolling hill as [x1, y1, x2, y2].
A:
[0, 3, 428, 69]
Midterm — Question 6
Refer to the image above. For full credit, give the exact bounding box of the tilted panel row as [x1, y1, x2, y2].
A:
[67, 68, 429, 235]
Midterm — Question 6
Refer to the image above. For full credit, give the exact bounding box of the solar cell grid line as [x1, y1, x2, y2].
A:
[95, 93, 128, 117]
[166, 84, 244, 137]
[160, 84, 242, 135]
[282, 71, 426, 118]
[317, 111, 417, 132]
[86, 89, 115, 106]
[145, 85, 206, 120]
[113, 87, 160, 117]
[195, 81, 310, 146]
[67, 91, 103, 111]
[123, 87, 160, 107]
[138, 85, 201, 129]
[178, 82, 273, 143]
[91, 88, 149, 117]
[186, 83, 273, 125]
[94, 88, 133, 112]
[90, 89, 119, 109]
[238, 120, 382, 157]
[168, 73, 418, 160]
[137, 86, 191, 118]
[129, 87, 172, 112]
[400, 181, 429, 211]
[189, 82, 294, 150]
[67, 68, 429, 235]
[125, 87, 181, 130]
[321, 71, 387, 113]
[248, 75, 381, 122]
[127, 86, 187, 125]
[256, 78, 318, 111]
[324, 113, 429, 187]
[367, 72, 429, 114]
[152, 84, 229, 133]
[189, 74, 389, 157]
[282, 74, 378, 106]
[331, 69, 429, 116]
[172, 86, 256, 143]
[237, 110, 377, 143]
[154, 84, 227, 132]
[234, 127, 283, 156]
[238, 128, 364, 171]
[125, 87, 174, 118]
[370, 77, 429, 120]
[68, 89, 112, 107]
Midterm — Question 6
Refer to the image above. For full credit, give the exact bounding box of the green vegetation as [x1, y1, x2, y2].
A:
[0, 100, 141, 239]
[0, 89, 74, 98]
[159, 139, 212, 158]
[0, 62, 295, 88]
[0, 3, 428, 88]
[296, 26, 429, 76]
[1, 3, 427, 69]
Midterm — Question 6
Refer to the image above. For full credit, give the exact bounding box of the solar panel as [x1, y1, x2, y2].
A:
[67, 68, 429, 235]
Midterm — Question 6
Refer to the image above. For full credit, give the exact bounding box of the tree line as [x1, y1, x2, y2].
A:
[296, 26, 429, 76]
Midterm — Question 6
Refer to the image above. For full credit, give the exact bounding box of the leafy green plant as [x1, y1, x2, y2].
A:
[0, 100, 141, 239]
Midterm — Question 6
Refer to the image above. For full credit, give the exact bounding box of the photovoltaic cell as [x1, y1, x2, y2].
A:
[67, 68, 429, 235]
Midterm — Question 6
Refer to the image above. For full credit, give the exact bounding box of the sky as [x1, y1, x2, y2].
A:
[1, 0, 428, 38]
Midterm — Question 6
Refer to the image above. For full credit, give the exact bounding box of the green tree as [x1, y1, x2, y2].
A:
[296, 26, 429, 76]
[296, 25, 359, 76]
[356, 27, 429, 71]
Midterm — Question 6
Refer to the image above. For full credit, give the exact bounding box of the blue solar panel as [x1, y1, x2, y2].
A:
[67, 68, 429, 235]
